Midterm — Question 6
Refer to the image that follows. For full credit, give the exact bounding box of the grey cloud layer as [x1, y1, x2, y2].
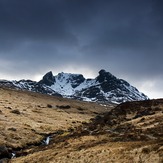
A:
[0, 0, 162, 97]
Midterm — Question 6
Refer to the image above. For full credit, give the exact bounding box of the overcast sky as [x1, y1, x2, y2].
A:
[0, 0, 162, 98]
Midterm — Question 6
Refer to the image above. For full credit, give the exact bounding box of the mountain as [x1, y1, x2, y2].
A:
[0, 69, 148, 103]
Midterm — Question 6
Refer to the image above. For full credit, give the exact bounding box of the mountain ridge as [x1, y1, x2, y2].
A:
[0, 69, 149, 103]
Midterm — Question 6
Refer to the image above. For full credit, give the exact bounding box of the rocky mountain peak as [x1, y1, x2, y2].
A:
[39, 71, 55, 86]
[96, 69, 116, 83]
[99, 69, 107, 75]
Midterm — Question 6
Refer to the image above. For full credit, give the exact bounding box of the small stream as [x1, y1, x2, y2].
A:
[0, 125, 92, 162]
[0, 130, 66, 161]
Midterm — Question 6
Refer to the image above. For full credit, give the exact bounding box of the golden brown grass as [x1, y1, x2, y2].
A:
[0, 87, 109, 149]
[0, 87, 162, 163]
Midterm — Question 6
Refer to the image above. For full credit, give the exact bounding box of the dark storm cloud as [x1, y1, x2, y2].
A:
[0, 0, 68, 39]
[0, 0, 79, 70]
[77, 0, 163, 77]
[0, 0, 163, 97]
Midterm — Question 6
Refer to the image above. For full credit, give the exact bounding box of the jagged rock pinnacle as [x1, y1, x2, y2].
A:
[39, 71, 55, 86]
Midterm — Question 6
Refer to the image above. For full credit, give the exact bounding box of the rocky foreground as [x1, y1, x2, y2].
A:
[0, 87, 162, 163]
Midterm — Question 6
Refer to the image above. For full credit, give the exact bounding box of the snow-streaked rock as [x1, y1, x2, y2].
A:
[0, 69, 149, 103]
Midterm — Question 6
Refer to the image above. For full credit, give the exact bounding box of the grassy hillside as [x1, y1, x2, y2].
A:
[0, 87, 162, 163]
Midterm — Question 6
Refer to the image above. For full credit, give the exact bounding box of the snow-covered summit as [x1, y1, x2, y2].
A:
[50, 72, 85, 96]
[0, 70, 149, 104]
[37, 70, 148, 103]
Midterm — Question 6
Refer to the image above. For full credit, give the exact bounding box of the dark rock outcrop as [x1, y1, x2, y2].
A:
[0, 146, 10, 159]
[39, 71, 55, 86]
